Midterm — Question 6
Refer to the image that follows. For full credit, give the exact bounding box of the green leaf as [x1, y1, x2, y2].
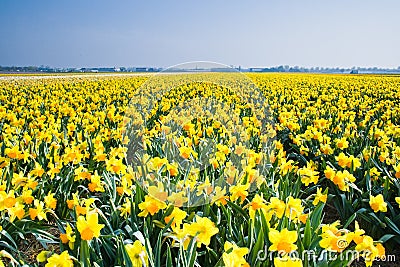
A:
[384, 217, 400, 235]
[166, 245, 173, 267]
[343, 213, 357, 229]
[303, 217, 312, 249]
[250, 227, 264, 265]
[379, 234, 396, 243]
[226, 200, 249, 219]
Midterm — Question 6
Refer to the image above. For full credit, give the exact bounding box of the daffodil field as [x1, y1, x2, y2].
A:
[1, 73, 400, 266]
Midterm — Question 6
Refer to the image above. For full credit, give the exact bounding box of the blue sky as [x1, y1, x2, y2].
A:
[1, 0, 399, 68]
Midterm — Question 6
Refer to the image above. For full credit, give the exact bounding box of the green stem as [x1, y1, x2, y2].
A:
[80, 239, 90, 267]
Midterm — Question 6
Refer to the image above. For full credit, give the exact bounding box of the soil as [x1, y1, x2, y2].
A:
[19, 226, 61, 265]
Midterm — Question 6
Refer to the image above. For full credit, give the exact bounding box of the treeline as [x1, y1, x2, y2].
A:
[248, 65, 400, 74]
[2, 65, 400, 74]
[0, 66, 59, 73]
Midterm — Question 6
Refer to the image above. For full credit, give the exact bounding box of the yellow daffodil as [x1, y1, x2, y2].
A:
[269, 228, 298, 253]
[312, 188, 328, 205]
[138, 195, 167, 217]
[45, 251, 73, 267]
[60, 223, 76, 249]
[125, 240, 148, 267]
[222, 241, 249, 267]
[369, 194, 387, 213]
[76, 211, 104, 240]
[183, 215, 219, 247]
